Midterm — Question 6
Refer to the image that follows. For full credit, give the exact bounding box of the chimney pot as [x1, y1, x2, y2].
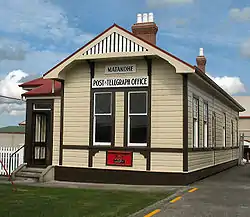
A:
[148, 13, 154, 22]
[143, 13, 148, 23]
[137, 13, 142, 23]
[132, 12, 158, 45]
[199, 47, 204, 56]
[196, 48, 207, 73]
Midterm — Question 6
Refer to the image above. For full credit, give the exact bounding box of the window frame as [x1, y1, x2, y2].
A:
[212, 112, 216, 147]
[222, 113, 226, 147]
[127, 91, 148, 147]
[235, 118, 239, 147]
[193, 96, 199, 148]
[231, 119, 234, 147]
[203, 102, 208, 148]
[33, 104, 51, 111]
[93, 92, 113, 146]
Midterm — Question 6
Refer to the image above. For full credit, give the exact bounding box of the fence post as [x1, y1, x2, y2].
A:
[238, 133, 244, 165]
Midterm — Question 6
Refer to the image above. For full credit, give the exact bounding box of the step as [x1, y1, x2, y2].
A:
[15, 171, 41, 179]
[22, 167, 44, 173]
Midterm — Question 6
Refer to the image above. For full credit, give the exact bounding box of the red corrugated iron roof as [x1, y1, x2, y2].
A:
[21, 78, 61, 97]
[19, 77, 46, 87]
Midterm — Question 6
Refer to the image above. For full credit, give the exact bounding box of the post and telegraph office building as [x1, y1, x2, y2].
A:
[20, 13, 244, 185]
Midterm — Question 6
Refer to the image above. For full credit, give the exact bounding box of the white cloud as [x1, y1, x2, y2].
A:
[229, 7, 250, 22]
[208, 74, 246, 95]
[147, 0, 194, 8]
[241, 38, 250, 58]
[0, 70, 27, 116]
[0, 0, 94, 44]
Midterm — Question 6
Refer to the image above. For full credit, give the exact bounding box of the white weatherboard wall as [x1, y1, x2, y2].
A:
[52, 98, 61, 165]
[62, 62, 90, 167]
[151, 58, 183, 149]
[188, 78, 239, 172]
[150, 59, 183, 172]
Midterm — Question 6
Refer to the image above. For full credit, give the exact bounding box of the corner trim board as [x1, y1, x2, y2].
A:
[59, 81, 64, 165]
[145, 56, 152, 171]
[183, 74, 188, 172]
[88, 61, 95, 167]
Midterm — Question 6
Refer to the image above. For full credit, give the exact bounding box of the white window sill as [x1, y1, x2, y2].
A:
[127, 143, 147, 147]
[93, 143, 111, 146]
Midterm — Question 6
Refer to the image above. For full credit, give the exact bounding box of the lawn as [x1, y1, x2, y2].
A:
[0, 183, 172, 217]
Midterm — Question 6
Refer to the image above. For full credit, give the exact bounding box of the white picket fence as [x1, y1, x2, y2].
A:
[0, 146, 24, 175]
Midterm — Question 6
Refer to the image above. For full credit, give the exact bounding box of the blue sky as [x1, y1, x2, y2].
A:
[0, 0, 250, 127]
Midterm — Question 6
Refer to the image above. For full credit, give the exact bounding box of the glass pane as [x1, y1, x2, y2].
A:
[95, 116, 112, 143]
[193, 120, 198, 147]
[35, 115, 41, 142]
[41, 147, 46, 159]
[204, 104, 208, 121]
[34, 103, 51, 110]
[193, 98, 198, 118]
[95, 93, 111, 114]
[35, 147, 40, 159]
[35, 114, 47, 142]
[130, 92, 147, 114]
[129, 116, 147, 143]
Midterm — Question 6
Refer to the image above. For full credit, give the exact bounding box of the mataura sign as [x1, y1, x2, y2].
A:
[92, 76, 148, 88]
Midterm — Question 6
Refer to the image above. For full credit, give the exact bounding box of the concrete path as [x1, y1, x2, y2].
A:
[142, 164, 250, 217]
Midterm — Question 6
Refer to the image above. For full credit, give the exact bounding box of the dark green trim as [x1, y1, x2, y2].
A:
[145, 57, 152, 171]
[55, 159, 238, 186]
[62, 145, 239, 152]
[59, 80, 64, 165]
[123, 91, 128, 147]
[189, 146, 239, 152]
[183, 74, 188, 172]
[24, 99, 33, 165]
[88, 61, 95, 167]
[62, 145, 183, 152]
[24, 99, 54, 167]
[111, 92, 116, 147]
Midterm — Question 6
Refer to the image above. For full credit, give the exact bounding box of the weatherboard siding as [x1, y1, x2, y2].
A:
[151, 59, 183, 149]
[233, 148, 239, 159]
[52, 98, 61, 165]
[115, 92, 124, 147]
[188, 78, 239, 171]
[188, 151, 214, 171]
[62, 150, 88, 167]
[215, 149, 233, 164]
[151, 153, 183, 172]
[63, 63, 90, 146]
[188, 79, 239, 148]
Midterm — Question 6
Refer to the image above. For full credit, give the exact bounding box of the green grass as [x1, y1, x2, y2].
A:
[0, 184, 172, 217]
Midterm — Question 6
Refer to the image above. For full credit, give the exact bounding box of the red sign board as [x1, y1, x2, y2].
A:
[106, 151, 133, 167]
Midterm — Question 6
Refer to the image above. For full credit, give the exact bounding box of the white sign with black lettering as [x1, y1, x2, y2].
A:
[92, 77, 148, 88]
[105, 64, 136, 74]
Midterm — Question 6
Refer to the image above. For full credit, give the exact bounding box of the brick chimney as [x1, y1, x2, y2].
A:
[196, 48, 207, 73]
[132, 13, 158, 45]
